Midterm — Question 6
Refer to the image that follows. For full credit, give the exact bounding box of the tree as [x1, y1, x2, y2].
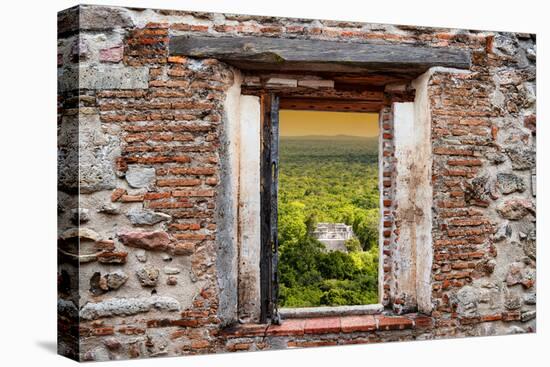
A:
[345, 237, 362, 252]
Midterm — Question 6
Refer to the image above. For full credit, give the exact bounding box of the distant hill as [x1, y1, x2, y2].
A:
[279, 134, 378, 163]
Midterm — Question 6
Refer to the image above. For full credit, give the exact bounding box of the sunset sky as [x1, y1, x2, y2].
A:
[279, 110, 379, 137]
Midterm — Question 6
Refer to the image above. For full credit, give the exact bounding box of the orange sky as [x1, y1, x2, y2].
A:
[279, 110, 379, 137]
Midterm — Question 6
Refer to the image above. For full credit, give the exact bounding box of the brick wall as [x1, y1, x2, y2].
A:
[379, 105, 396, 308]
[57, 5, 536, 361]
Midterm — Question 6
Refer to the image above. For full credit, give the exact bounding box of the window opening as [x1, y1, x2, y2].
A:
[276, 109, 380, 308]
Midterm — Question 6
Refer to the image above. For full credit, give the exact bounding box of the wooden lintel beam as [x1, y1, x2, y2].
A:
[241, 86, 384, 101]
[279, 98, 382, 113]
[170, 36, 471, 74]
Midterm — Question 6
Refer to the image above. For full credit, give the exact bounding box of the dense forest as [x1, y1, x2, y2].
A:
[278, 135, 380, 307]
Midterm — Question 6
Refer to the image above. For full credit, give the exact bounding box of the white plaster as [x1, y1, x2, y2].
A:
[412, 71, 434, 314]
[237, 95, 262, 323]
[215, 69, 242, 326]
[393, 102, 418, 308]
[392, 74, 434, 313]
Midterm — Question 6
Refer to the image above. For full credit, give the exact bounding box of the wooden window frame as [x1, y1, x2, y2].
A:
[260, 93, 280, 324]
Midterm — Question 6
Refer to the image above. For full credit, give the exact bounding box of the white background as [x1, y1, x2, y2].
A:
[0, 0, 547, 365]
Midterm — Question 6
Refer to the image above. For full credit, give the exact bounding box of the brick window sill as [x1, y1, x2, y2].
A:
[221, 313, 433, 338]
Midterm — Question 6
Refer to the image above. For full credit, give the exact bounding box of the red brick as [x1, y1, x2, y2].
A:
[97, 251, 128, 264]
[285, 25, 305, 33]
[451, 128, 468, 136]
[304, 317, 341, 334]
[524, 114, 536, 132]
[174, 233, 207, 240]
[191, 340, 210, 349]
[460, 317, 481, 325]
[120, 194, 144, 202]
[433, 147, 474, 156]
[481, 314, 502, 322]
[111, 188, 126, 202]
[157, 179, 201, 187]
[502, 311, 523, 322]
[171, 101, 214, 110]
[267, 319, 305, 336]
[172, 190, 215, 197]
[167, 55, 187, 64]
[227, 343, 251, 351]
[221, 324, 268, 337]
[169, 223, 201, 231]
[449, 191, 465, 198]
[171, 319, 200, 328]
[459, 118, 491, 126]
[410, 315, 433, 329]
[144, 192, 171, 200]
[341, 315, 376, 333]
[171, 24, 210, 32]
[376, 316, 413, 330]
[167, 167, 216, 176]
[170, 330, 187, 340]
[95, 240, 115, 252]
[446, 169, 470, 177]
[447, 227, 490, 237]
[117, 326, 145, 335]
[449, 218, 489, 226]
[146, 319, 172, 328]
[171, 242, 195, 255]
[340, 338, 371, 345]
[260, 26, 283, 34]
[126, 156, 191, 164]
[101, 114, 127, 123]
[91, 327, 114, 336]
[148, 201, 194, 209]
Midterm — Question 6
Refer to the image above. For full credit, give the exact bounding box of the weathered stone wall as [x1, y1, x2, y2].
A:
[428, 37, 536, 329]
[57, 4, 536, 362]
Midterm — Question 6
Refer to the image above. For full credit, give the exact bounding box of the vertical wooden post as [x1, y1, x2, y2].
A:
[260, 94, 272, 323]
[260, 93, 280, 324]
[270, 95, 280, 324]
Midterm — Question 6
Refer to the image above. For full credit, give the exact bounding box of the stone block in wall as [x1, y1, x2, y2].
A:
[79, 5, 134, 31]
[125, 166, 156, 189]
[78, 114, 120, 193]
[58, 65, 149, 92]
[81, 65, 149, 90]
